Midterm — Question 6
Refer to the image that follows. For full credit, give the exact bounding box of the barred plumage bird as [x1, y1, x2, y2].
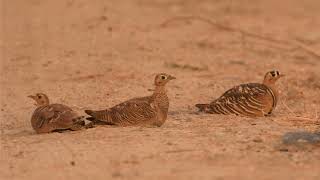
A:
[28, 93, 86, 133]
[195, 70, 284, 117]
[85, 73, 176, 127]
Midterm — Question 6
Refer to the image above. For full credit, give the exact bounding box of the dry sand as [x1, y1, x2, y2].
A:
[1, 0, 320, 179]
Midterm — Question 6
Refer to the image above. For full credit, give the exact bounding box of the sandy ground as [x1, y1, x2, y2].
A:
[1, 0, 320, 179]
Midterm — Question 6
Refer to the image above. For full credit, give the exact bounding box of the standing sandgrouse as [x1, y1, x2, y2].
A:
[85, 73, 176, 127]
[28, 93, 86, 133]
[195, 70, 285, 117]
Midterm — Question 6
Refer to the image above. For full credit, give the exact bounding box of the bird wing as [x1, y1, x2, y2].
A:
[33, 104, 79, 129]
[221, 83, 270, 99]
[87, 96, 157, 125]
[211, 83, 273, 116]
[49, 104, 81, 126]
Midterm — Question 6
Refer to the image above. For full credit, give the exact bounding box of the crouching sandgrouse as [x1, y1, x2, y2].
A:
[28, 93, 86, 133]
[195, 70, 284, 117]
[85, 73, 176, 127]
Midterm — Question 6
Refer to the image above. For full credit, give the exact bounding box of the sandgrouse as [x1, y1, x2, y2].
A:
[195, 70, 284, 117]
[85, 73, 176, 127]
[28, 93, 85, 133]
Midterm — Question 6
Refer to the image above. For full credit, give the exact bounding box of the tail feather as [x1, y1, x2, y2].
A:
[85, 110, 94, 116]
[86, 117, 96, 121]
[85, 109, 105, 119]
[84, 109, 113, 125]
[72, 116, 86, 125]
[85, 110, 97, 122]
[71, 116, 95, 129]
[195, 104, 210, 112]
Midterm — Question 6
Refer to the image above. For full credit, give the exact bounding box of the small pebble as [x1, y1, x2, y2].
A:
[253, 138, 263, 143]
[70, 161, 75, 166]
[279, 148, 289, 152]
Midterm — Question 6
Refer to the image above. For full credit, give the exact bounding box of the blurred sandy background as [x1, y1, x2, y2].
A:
[1, 0, 320, 179]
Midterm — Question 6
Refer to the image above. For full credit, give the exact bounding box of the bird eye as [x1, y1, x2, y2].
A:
[270, 72, 275, 77]
[161, 75, 166, 80]
[37, 95, 42, 99]
[276, 71, 280, 75]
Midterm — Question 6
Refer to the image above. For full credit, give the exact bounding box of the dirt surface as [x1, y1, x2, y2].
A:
[1, 0, 320, 179]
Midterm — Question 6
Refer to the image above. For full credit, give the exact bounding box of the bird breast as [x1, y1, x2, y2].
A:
[154, 94, 169, 116]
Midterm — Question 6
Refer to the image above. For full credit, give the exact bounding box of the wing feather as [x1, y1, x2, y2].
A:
[87, 96, 157, 126]
[209, 83, 274, 116]
[31, 104, 80, 131]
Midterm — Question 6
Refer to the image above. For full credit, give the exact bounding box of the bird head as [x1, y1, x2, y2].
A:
[28, 93, 50, 106]
[263, 70, 285, 85]
[154, 73, 176, 86]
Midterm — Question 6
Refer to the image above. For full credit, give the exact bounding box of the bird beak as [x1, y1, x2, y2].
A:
[279, 74, 285, 77]
[28, 95, 39, 106]
[28, 95, 36, 99]
[168, 75, 176, 80]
